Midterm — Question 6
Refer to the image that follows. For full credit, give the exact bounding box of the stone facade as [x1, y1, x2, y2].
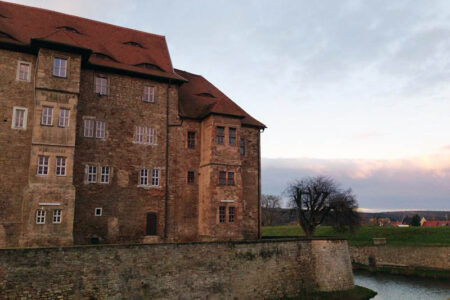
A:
[0, 239, 354, 299]
[0, 30, 263, 247]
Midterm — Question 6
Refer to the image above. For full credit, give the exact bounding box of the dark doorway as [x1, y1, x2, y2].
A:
[146, 213, 157, 235]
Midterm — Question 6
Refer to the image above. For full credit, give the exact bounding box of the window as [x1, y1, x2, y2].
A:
[229, 128, 236, 146]
[83, 119, 94, 137]
[143, 86, 155, 102]
[95, 76, 108, 95]
[55, 157, 66, 176]
[187, 131, 195, 149]
[151, 168, 160, 186]
[41, 106, 53, 126]
[240, 138, 245, 155]
[53, 209, 62, 224]
[53, 58, 67, 77]
[140, 168, 148, 186]
[216, 126, 224, 144]
[87, 165, 97, 183]
[96, 121, 106, 139]
[11, 107, 27, 129]
[228, 207, 235, 223]
[146, 213, 157, 235]
[146, 127, 156, 145]
[187, 171, 195, 184]
[227, 172, 235, 186]
[37, 156, 49, 175]
[17, 61, 31, 81]
[58, 108, 70, 127]
[100, 166, 110, 184]
[36, 210, 46, 224]
[135, 126, 144, 143]
[219, 171, 226, 185]
[219, 206, 226, 223]
[95, 208, 102, 216]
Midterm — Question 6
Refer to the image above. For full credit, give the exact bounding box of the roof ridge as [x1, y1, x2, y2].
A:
[0, 0, 166, 40]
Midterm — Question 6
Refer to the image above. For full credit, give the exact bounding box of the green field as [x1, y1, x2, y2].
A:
[262, 225, 450, 246]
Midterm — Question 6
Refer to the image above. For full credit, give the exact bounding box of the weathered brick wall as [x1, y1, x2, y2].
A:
[0, 239, 354, 299]
[349, 245, 450, 269]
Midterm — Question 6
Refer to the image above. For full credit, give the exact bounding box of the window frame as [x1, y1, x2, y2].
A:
[228, 206, 235, 223]
[187, 170, 195, 184]
[58, 108, 70, 128]
[151, 168, 160, 187]
[143, 86, 155, 103]
[146, 127, 156, 145]
[55, 156, 66, 176]
[53, 57, 68, 78]
[16, 61, 31, 82]
[187, 131, 196, 149]
[229, 127, 236, 146]
[36, 209, 46, 224]
[219, 206, 226, 223]
[100, 166, 110, 184]
[87, 165, 97, 183]
[140, 168, 148, 186]
[240, 138, 245, 155]
[53, 209, 62, 224]
[219, 171, 227, 185]
[37, 155, 49, 175]
[94, 207, 102, 216]
[227, 172, 235, 186]
[216, 126, 225, 145]
[83, 119, 95, 137]
[95, 76, 108, 95]
[95, 120, 106, 139]
[11, 106, 28, 130]
[41, 106, 53, 126]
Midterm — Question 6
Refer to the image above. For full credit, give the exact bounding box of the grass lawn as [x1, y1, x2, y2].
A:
[262, 225, 450, 246]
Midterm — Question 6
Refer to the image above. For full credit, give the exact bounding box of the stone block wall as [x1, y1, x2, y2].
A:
[0, 239, 354, 299]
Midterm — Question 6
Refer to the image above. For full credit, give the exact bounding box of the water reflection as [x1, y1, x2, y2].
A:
[354, 270, 450, 300]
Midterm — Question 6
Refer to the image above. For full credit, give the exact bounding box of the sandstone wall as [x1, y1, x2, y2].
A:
[349, 245, 450, 270]
[0, 239, 354, 299]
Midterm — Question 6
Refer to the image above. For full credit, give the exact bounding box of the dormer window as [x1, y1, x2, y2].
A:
[92, 52, 116, 62]
[135, 63, 164, 72]
[123, 41, 144, 48]
[196, 93, 215, 98]
[0, 31, 18, 41]
[56, 26, 80, 34]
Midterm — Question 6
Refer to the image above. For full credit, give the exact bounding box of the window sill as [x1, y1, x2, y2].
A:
[40, 124, 53, 127]
[36, 174, 49, 177]
[52, 75, 68, 79]
[56, 175, 66, 177]
[11, 127, 27, 130]
[137, 185, 162, 189]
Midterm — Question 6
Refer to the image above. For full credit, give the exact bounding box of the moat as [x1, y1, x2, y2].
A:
[354, 270, 450, 299]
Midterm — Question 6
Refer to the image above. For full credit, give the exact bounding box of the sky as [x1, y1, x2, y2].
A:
[8, 0, 450, 210]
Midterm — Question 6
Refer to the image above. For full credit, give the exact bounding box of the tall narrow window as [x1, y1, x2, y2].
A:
[84, 119, 94, 137]
[229, 128, 236, 146]
[140, 168, 148, 186]
[100, 166, 110, 183]
[240, 138, 245, 155]
[228, 207, 235, 223]
[36, 210, 46, 224]
[53, 209, 62, 224]
[37, 156, 49, 175]
[143, 86, 155, 103]
[146, 213, 157, 235]
[187, 131, 195, 149]
[151, 168, 160, 186]
[219, 171, 226, 185]
[53, 58, 67, 77]
[219, 206, 226, 223]
[96, 121, 106, 138]
[135, 126, 144, 143]
[216, 126, 224, 144]
[187, 171, 195, 184]
[12, 107, 27, 129]
[146, 127, 156, 145]
[17, 61, 31, 81]
[41, 106, 53, 126]
[58, 108, 70, 127]
[95, 77, 108, 95]
[227, 172, 235, 186]
[87, 165, 97, 183]
[55, 157, 66, 176]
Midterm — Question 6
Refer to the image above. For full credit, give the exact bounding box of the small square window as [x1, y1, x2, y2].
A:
[95, 208, 102, 216]
[11, 107, 27, 129]
[219, 171, 226, 185]
[187, 171, 195, 184]
[187, 131, 195, 149]
[95, 77, 108, 95]
[87, 165, 97, 183]
[17, 61, 31, 81]
[216, 126, 224, 144]
[53, 209, 62, 224]
[100, 166, 110, 184]
[53, 58, 67, 78]
[36, 209, 46, 224]
[56, 156, 66, 176]
[41, 106, 53, 126]
[58, 108, 70, 127]
[227, 172, 235, 186]
[37, 155, 49, 175]
[229, 128, 236, 146]
[143, 86, 155, 103]
[219, 206, 226, 223]
[84, 119, 94, 137]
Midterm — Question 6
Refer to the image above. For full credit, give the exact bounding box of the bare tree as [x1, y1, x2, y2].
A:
[286, 176, 360, 237]
[261, 194, 281, 226]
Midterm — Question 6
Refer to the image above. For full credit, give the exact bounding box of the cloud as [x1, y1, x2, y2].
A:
[262, 154, 450, 210]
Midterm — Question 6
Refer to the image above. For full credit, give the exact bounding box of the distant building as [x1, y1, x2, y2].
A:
[422, 221, 449, 227]
[420, 217, 427, 226]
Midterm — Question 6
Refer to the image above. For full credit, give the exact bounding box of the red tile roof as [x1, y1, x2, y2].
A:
[422, 220, 449, 227]
[0, 0, 185, 81]
[175, 69, 265, 128]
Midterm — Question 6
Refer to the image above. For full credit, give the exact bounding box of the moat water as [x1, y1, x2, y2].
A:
[354, 270, 450, 300]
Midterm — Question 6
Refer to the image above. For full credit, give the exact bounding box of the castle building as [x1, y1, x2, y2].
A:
[0, 1, 265, 247]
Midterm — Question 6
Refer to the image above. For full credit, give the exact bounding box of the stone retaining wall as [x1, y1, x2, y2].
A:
[0, 239, 354, 299]
[349, 245, 450, 270]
